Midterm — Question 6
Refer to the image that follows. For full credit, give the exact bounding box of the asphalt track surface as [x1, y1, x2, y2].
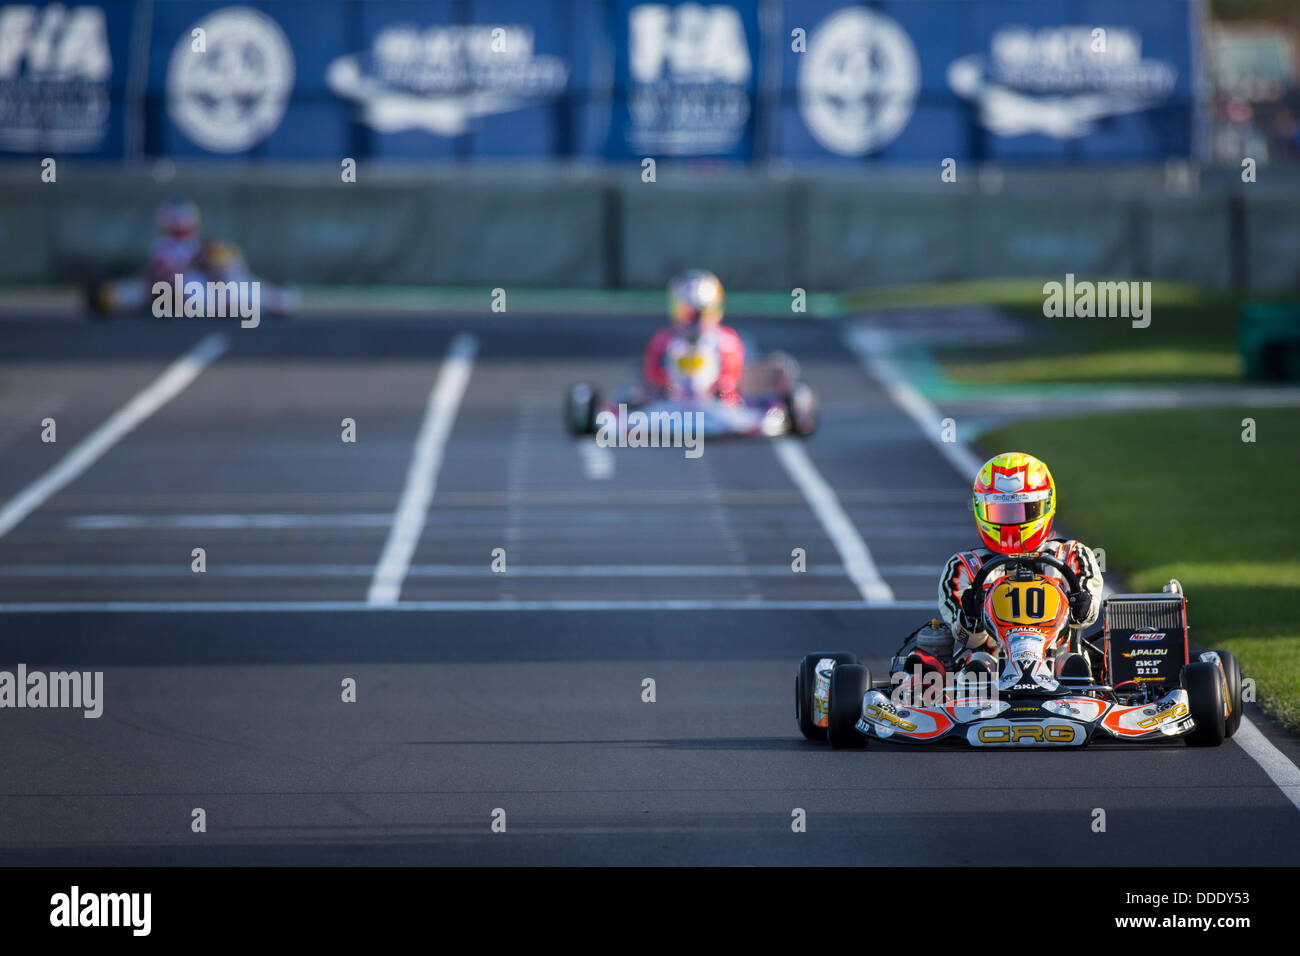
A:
[0, 312, 1298, 865]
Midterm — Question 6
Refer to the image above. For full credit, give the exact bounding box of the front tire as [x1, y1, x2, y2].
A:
[827, 664, 871, 750]
[796, 652, 857, 741]
[1219, 650, 1243, 738]
[1183, 661, 1226, 747]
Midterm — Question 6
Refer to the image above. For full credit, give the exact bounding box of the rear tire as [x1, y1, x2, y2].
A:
[827, 664, 871, 750]
[1183, 661, 1226, 747]
[786, 383, 818, 436]
[796, 652, 857, 741]
[1219, 651, 1243, 738]
[564, 383, 600, 436]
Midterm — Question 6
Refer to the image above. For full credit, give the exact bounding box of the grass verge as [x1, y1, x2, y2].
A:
[868, 279, 1250, 386]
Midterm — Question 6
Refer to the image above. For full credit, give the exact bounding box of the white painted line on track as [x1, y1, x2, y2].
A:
[772, 437, 894, 603]
[70, 513, 392, 530]
[0, 333, 228, 541]
[575, 439, 614, 479]
[1232, 718, 1300, 812]
[844, 326, 983, 482]
[367, 334, 478, 605]
[0, 599, 937, 613]
[846, 321, 1300, 812]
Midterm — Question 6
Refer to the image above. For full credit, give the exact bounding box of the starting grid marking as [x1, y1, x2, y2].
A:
[0, 333, 229, 541]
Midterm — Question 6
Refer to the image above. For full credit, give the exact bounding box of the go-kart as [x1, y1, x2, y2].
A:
[796, 554, 1243, 749]
[565, 344, 817, 438]
[87, 241, 299, 319]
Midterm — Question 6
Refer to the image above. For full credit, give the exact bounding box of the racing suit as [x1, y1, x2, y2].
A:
[148, 236, 202, 285]
[642, 324, 745, 404]
[937, 539, 1104, 659]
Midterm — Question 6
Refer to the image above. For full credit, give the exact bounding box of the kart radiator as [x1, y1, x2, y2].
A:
[1102, 593, 1189, 690]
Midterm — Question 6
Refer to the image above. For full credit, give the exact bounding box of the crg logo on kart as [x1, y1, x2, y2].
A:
[167, 7, 294, 153]
[862, 702, 917, 733]
[1137, 700, 1187, 730]
[968, 720, 1082, 746]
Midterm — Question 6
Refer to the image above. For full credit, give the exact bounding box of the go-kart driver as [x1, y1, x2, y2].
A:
[149, 200, 203, 285]
[929, 452, 1104, 674]
[643, 269, 745, 404]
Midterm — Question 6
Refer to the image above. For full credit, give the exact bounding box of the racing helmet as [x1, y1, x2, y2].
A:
[972, 452, 1056, 554]
[157, 200, 200, 240]
[668, 269, 725, 332]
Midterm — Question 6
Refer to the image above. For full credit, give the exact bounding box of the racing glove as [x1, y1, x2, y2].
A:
[959, 585, 984, 631]
[1068, 590, 1093, 625]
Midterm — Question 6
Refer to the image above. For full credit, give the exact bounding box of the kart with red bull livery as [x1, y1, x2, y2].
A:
[795, 554, 1243, 749]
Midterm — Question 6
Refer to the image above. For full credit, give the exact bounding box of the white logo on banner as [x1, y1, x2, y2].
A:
[326, 24, 567, 136]
[0, 4, 113, 151]
[947, 26, 1177, 138]
[166, 7, 294, 152]
[798, 7, 919, 156]
[627, 3, 752, 154]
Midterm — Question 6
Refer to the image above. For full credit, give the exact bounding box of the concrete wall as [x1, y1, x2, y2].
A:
[0, 165, 1295, 293]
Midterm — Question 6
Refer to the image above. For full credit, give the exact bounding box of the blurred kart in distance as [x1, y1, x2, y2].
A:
[87, 239, 300, 319]
[565, 346, 818, 438]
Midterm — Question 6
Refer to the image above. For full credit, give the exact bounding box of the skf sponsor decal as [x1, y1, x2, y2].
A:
[967, 719, 1084, 747]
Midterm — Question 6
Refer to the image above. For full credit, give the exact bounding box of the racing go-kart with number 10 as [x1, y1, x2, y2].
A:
[796, 560, 1243, 750]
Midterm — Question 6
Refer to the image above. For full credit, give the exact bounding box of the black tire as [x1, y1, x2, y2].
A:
[84, 282, 112, 320]
[796, 652, 857, 741]
[786, 383, 818, 437]
[1219, 651, 1243, 738]
[1183, 661, 1226, 747]
[564, 383, 600, 436]
[827, 663, 871, 750]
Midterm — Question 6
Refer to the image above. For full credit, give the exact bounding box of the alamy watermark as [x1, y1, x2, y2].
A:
[595, 403, 703, 459]
[1042, 274, 1151, 328]
[152, 274, 260, 328]
[0, 664, 103, 718]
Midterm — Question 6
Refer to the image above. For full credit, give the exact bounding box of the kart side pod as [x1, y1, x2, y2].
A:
[1102, 587, 1189, 691]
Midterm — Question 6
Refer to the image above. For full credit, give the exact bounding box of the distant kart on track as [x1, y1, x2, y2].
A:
[796, 556, 1243, 749]
[565, 347, 818, 438]
[86, 241, 299, 320]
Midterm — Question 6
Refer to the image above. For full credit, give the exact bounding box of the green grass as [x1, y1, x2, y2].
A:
[905, 280, 1250, 385]
[980, 408, 1300, 731]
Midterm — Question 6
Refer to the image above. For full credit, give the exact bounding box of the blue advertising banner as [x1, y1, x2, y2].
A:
[0, 0, 1198, 163]
[775, 0, 1196, 162]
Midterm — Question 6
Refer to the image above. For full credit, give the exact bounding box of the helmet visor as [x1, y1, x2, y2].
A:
[975, 491, 1050, 525]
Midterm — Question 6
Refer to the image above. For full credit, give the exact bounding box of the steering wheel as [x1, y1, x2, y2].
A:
[966, 553, 1083, 604]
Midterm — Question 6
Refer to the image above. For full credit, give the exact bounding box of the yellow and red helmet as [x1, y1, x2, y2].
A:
[972, 452, 1056, 554]
[668, 269, 725, 328]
